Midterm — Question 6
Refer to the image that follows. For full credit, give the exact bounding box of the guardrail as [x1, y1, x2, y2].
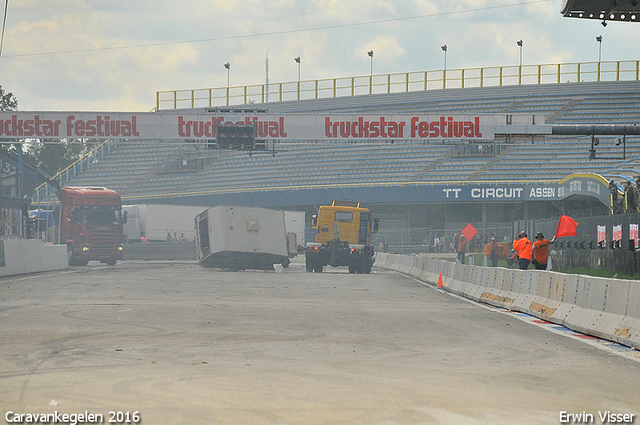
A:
[375, 252, 640, 350]
[156, 60, 640, 111]
[31, 139, 120, 204]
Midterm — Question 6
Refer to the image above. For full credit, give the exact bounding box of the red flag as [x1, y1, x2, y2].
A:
[555, 215, 579, 238]
[461, 223, 478, 241]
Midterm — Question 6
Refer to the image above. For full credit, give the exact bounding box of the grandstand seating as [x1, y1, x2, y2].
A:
[42, 80, 640, 202]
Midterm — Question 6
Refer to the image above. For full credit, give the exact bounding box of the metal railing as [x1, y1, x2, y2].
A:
[156, 60, 640, 111]
[31, 139, 121, 204]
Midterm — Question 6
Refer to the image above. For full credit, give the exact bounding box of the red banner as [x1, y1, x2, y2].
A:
[0, 112, 496, 141]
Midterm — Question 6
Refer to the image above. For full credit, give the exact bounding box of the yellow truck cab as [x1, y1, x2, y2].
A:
[306, 200, 378, 273]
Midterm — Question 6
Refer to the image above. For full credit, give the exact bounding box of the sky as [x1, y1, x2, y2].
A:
[0, 0, 639, 112]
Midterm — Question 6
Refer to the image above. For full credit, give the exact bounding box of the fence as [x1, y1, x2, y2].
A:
[375, 224, 512, 255]
[519, 212, 640, 274]
[156, 60, 640, 111]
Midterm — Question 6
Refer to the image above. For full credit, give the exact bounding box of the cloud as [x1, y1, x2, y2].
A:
[1, 0, 639, 111]
[355, 35, 408, 69]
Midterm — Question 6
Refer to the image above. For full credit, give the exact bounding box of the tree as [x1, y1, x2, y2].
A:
[0, 86, 100, 177]
[0, 85, 21, 167]
[0, 85, 18, 111]
[22, 139, 101, 177]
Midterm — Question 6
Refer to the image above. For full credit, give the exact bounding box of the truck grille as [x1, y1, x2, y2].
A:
[88, 228, 120, 253]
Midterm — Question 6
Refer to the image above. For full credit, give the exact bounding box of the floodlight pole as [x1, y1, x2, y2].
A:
[224, 62, 230, 88]
[224, 62, 230, 106]
[294, 57, 301, 100]
[517, 39, 523, 67]
[517, 40, 523, 85]
[367, 50, 374, 94]
[441, 45, 447, 89]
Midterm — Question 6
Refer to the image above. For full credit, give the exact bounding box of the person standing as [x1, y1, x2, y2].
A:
[513, 231, 533, 270]
[484, 237, 499, 267]
[457, 234, 467, 264]
[610, 180, 619, 214]
[532, 232, 556, 270]
[636, 177, 640, 211]
[625, 181, 637, 213]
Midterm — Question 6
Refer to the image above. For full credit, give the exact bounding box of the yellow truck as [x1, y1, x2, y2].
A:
[305, 200, 379, 273]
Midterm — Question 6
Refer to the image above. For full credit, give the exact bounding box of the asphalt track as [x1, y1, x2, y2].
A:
[1, 261, 639, 425]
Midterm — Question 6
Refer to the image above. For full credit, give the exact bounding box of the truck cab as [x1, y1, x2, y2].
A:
[306, 200, 378, 273]
[60, 186, 125, 266]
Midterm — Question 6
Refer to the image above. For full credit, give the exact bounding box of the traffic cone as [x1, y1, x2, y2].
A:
[436, 272, 444, 288]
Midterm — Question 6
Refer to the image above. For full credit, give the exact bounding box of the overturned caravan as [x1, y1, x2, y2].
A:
[195, 206, 292, 271]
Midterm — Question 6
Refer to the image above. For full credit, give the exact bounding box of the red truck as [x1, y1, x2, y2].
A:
[59, 186, 125, 266]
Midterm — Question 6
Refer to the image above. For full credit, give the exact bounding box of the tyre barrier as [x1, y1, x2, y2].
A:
[375, 252, 640, 349]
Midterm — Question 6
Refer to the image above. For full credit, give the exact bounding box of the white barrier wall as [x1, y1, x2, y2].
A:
[375, 253, 640, 350]
[0, 239, 68, 277]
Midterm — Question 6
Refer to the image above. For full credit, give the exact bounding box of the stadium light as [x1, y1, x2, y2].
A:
[224, 62, 230, 89]
[589, 135, 599, 160]
[294, 57, 301, 83]
[367, 50, 374, 76]
[441, 44, 447, 70]
[517, 40, 523, 67]
[441, 45, 448, 89]
[596, 36, 602, 62]
[617, 135, 627, 159]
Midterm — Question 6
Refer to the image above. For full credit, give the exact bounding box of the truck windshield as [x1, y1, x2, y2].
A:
[81, 206, 122, 226]
[335, 211, 353, 222]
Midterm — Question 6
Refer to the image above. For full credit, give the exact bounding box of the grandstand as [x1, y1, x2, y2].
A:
[41, 79, 639, 200]
[25, 69, 639, 246]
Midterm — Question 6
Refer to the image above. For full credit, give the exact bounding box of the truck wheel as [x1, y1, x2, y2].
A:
[348, 264, 356, 273]
[67, 246, 74, 266]
[106, 260, 117, 266]
[305, 259, 314, 272]
[67, 246, 81, 266]
[363, 263, 372, 274]
[314, 264, 323, 273]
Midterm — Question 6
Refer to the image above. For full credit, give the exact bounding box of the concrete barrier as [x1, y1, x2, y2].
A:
[467, 267, 489, 301]
[375, 254, 640, 349]
[123, 242, 197, 261]
[0, 239, 68, 277]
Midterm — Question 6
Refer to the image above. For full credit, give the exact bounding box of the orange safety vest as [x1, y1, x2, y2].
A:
[533, 239, 550, 263]
[513, 237, 533, 261]
[484, 242, 498, 256]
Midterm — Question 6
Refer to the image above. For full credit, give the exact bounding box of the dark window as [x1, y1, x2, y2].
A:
[335, 211, 353, 222]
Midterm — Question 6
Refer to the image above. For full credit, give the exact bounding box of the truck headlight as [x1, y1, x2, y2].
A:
[117, 246, 124, 252]
[82, 246, 90, 252]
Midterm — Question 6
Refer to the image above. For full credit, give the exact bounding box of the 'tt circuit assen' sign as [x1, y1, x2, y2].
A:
[0, 112, 495, 141]
[430, 175, 609, 205]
